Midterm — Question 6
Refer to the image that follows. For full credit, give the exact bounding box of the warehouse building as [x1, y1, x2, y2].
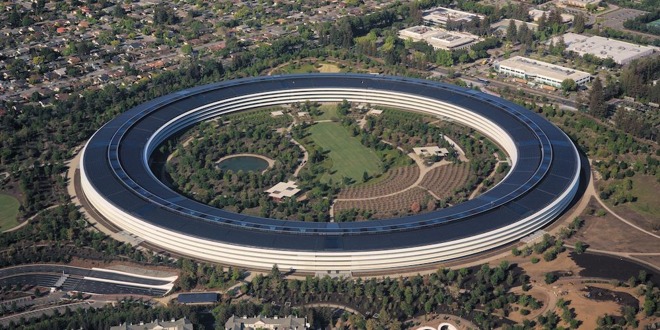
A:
[495, 56, 591, 88]
[559, 33, 656, 65]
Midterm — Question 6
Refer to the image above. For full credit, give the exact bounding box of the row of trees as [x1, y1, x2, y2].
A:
[0, 300, 204, 330]
[623, 10, 660, 35]
[235, 263, 536, 329]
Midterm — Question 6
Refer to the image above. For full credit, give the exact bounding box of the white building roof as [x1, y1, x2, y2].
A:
[559, 33, 656, 65]
[270, 110, 284, 117]
[423, 7, 484, 26]
[225, 315, 308, 330]
[413, 146, 449, 157]
[528, 9, 573, 23]
[265, 181, 301, 199]
[497, 56, 591, 83]
[398, 26, 480, 50]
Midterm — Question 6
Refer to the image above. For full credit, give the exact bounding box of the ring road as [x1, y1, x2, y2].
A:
[80, 74, 581, 273]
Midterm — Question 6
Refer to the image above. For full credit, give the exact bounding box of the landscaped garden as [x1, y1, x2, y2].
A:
[0, 193, 20, 231]
[156, 102, 500, 222]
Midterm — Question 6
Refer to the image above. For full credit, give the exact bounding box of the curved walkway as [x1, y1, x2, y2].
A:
[289, 138, 308, 178]
[592, 192, 660, 240]
[296, 302, 363, 316]
[2, 204, 59, 233]
[508, 285, 555, 320]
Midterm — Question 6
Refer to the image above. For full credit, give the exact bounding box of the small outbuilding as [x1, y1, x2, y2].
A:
[413, 146, 449, 158]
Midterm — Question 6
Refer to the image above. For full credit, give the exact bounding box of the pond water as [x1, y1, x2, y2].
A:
[217, 156, 269, 173]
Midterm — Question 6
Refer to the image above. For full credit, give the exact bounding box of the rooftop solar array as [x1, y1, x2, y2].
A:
[82, 74, 580, 252]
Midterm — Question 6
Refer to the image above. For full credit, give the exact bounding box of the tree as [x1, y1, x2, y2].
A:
[270, 264, 281, 279]
[337, 99, 350, 116]
[561, 79, 577, 92]
[181, 44, 193, 56]
[589, 77, 607, 118]
[644, 296, 657, 316]
[507, 20, 518, 42]
[544, 272, 558, 284]
[574, 241, 587, 254]
[573, 13, 586, 33]
[410, 201, 421, 213]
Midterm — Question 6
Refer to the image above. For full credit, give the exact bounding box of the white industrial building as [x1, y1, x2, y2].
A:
[528, 9, 574, 23]
[495, 56, 591, 88]
[398, 26, 480, 51]
[423, 7, 484, 27]
[559, 33, 656, 65]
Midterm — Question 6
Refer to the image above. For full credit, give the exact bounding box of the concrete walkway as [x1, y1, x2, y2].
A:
[297, 302, 362, 316]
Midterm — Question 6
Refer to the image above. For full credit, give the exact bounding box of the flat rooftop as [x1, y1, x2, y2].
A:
[560, 33, 656, 64]
[413, 146, 449, 157]
[423, 6, 484, 25]
[399, 26, 480, 49]
[265, 181, 301, 199]
[497, 56, 591, 82]
[528, 9, 573, 23]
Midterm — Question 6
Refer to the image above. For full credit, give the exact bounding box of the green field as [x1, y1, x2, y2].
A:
[312, 104, 339, 121]
[0, 193, 20, 231]
[625, 175, 660, 221]
[307, 122, 383, 182]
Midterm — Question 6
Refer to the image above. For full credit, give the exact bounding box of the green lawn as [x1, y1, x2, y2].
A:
[307, 123, 383, 182]
[0, 193, 20, 231]
[312, 104, 339, 121]
[625, 175, 660, 221]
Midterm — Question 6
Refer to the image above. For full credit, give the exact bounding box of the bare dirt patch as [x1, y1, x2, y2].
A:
[566, 198, 659, 253]
[317, 63, 341, 73]
[631, 255, 660, 269]
[67, 257, 178, 277]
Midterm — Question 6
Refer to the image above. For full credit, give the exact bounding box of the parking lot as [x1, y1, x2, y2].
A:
[600, 8, 659, 40]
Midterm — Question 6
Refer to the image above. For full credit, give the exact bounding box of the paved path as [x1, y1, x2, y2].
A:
[290, 138, 308, 178]
[508, 285, 555, 320]
[297, 302, 363, 316]
[2, 204, 59, 233]
[592, 192, 660, 240]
